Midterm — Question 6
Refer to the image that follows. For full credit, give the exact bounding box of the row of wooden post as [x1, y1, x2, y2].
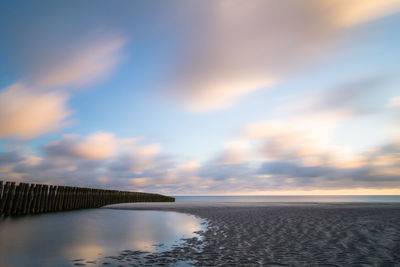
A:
[0, 180, 174, 216]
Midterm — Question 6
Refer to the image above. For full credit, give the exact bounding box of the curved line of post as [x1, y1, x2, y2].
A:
[0, 180, 174, 216]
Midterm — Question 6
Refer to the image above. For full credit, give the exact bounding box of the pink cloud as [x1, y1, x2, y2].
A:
[35, 38, 126, 89]
[165, 1, 400, 112]
[0, 83, 71, 139]
[45, 132, 118, 160]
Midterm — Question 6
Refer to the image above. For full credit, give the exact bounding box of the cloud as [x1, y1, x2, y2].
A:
[0, 83, 71, 139]
[110, 143, 164, 174]
[164, 0, 400, 112]
[245, 116, 340, 167]
[256, 140, 400, 189]
[328, 0, 400, 27]
[35, 38, 125, 89]
[2, 133, 400, 194]
[216, 140, 252, 165]
[388, 96, 400, 108]
[0, 151, 25, 169]
[1, 74, 399, 195]
[44, 132, 118, 160]
[4, 132, 166, 187]
[281, 77, 384, 117]
[244, 77, 388, 168]
[0, 37, 125, 140]
[42, 132, 162, 175]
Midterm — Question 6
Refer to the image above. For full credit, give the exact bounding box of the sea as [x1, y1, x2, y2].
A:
[1, 195, 399, 266]
[174, 195, 400, 203]
[0, 209, 205, 267]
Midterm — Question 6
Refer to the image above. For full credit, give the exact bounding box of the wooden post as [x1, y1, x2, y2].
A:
[72, 187, 77, 209]
[63, 186, 68, 210]
[22, 184, 32, 214]
[0, 181, 3, 214]
[30, 184, 37, 214]
[75, 188, 79, 209]
[56, 186, 62, 211]
[4, 182, 16, 216]
[29, 184, 37, 214]
[48, 186, 54, 212]
[34, 184, 42, 213]
[42, 185, 48, 213]
[54, 186, 60, 211]
[11, 183, 22, 215]
[1, 180, 174, 216]
[74, 187, 79, 209]
[31, 184, 38, 214]
[0, 181, 10, 216]
[46, 185, 51, 212]
[62, 187, 68, 210]
[68, 187, 74, 210]
[66, 187, 72, 210]
[18, 183, 29, 215]
[70, 187, 74, 209]
[53, 186, 59, 211]
[58, 186, 65, 211]
[51, 186, 57, 211]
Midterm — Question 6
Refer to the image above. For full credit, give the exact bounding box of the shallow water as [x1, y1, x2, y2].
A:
[175, 195, 400, 202]
[0, 209, 204, 267]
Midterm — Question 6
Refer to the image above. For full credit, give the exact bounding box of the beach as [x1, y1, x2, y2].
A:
[105, 202, 400, 266]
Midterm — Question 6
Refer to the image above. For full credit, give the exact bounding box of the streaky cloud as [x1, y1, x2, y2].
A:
[0, 83, 71, 139]
[164, 0, 400, 112]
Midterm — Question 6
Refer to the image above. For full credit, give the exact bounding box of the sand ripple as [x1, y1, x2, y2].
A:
[104, 202, 400, 266]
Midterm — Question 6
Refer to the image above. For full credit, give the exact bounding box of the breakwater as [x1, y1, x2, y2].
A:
[0, 180, 174, 216]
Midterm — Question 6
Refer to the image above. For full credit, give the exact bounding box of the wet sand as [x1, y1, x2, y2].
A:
[104, 202, 400, 266]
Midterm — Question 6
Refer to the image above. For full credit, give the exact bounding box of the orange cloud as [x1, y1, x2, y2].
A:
[388, 96, 400, 108]
[0, 37, 126, 139]
[73, 132, 117, 159]
[44, 132, 127, 160]
[327, 0, 400, 27]
[0, 83, 71, 139]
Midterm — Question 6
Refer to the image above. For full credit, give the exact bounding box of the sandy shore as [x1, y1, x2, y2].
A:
[103, 202, 400, 266]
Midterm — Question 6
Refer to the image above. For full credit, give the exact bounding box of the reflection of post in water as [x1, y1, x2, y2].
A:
[0, 180, 175, 216]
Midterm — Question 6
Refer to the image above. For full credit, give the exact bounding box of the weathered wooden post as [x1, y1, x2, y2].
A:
[0, 181, 10, 216]
[22, 184, 32, 215]
[42, 185, 49, 213]
[58, 186, 65, 211]
[11, 183, 22, 215]
[37, 185, 44, 213]
[28, 184, 36, 214]
[64, 186, 70, 210]
[54, 186, 60, 211]
[4, 182, 16, 216]
[0, 181, 3, 215]
[49, 185, 55, 212]
[17, 183, 28, 215]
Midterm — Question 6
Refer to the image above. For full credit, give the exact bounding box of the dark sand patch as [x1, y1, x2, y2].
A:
[104, 202, 400, 266]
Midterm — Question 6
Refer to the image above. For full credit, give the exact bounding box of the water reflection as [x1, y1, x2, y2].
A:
[0, 209, 204, 267]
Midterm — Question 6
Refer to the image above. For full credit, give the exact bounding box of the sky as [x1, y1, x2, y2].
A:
[0, 0, 400, 195]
